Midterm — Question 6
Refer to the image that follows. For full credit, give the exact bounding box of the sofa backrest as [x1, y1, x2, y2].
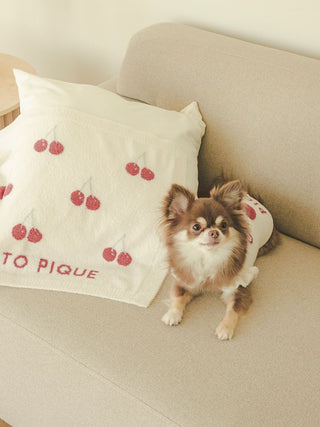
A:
[117, 23, 320, 248]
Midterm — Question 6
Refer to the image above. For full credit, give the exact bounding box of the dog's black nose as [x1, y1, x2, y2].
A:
[209, 229, 219, 239]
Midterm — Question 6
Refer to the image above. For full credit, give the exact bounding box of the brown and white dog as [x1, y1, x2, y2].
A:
[161, 180, 278, 339]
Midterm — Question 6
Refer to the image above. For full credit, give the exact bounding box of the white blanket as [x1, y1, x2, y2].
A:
[0, 97, 204, 306]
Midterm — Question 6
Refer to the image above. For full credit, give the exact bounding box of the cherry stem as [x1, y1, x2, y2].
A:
[22, 208, 34, 225]
[45, 125, 57, 139]
[135, 152, 146, 166]
[81, 176, 92, 192]
[111, 234, 126, 250]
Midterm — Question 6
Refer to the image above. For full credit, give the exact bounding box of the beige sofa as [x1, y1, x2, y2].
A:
[1, 23, 319, 427]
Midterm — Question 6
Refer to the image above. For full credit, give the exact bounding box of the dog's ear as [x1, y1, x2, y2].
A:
[210, 180, 243, 210]
[163, 184, 195, 219]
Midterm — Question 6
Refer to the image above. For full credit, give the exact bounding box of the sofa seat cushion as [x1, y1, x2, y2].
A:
[1, 234, 319, 426]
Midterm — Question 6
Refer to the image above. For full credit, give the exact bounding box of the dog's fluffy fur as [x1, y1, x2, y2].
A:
[161, 179, 279, 340]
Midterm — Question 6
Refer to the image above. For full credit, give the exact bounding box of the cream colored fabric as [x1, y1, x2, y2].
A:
[117, 23, 320, 248]
[0, 317, 173, 427]
[242, 194, 274, 268]
[1, 234, 319, 426]
[0, 71, 205, 307]
[15, 70, 205, 145]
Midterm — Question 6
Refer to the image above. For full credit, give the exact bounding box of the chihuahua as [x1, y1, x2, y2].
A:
[161, 180, 278, 339]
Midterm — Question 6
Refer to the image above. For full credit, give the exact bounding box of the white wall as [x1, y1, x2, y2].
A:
[1, 0, 319, 84]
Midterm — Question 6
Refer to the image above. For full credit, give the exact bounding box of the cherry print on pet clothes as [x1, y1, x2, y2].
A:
[247, 233, 253, 244]
[241, 195, 274, 269]
[243, 203, 256, 220]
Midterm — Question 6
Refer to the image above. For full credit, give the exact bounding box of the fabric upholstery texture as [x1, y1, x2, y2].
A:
[117, 23, 320, 248]
[1, 234, 319, 426]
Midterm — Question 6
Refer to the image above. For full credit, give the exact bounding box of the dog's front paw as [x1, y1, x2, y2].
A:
[162, 308, 183, 326]
[215, 321, 235, 340]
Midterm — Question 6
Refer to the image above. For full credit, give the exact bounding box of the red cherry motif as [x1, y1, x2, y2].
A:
[247, 233, 253, 244]
[71, 190, 85, 206]
[126, 153, 155, 181]
[4, 183, 13, 197]
[71, 178, 100, 211]
[117, 252, 132, 266]
[243, 203, 256, 220]
[0, 186, 5, 199]
[86, 195, 100, 211]
[103, 235, 132, 267]
[0, 184, 13, 199]
[141, 167, 154, 181]
[49, 141, 64, 155]
[126, 162, 140, 176]
[259, 207, 267, 214]
[34, 126, 64, 155]
[34, 139, 48, 152]
[12, 210, 42, 243]
[12, 224, 27, 240]
[27, 227, 42, 243]
[103, 247, 117, 262]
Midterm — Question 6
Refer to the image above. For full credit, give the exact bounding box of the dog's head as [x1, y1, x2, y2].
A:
[162, 180, 248, 251]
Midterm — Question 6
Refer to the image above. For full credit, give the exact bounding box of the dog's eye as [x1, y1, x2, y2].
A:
[221, 221, 227, 229]
[192, 223, 202, 231]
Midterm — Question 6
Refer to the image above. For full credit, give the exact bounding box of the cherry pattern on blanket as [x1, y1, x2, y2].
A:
[103, 234, 133, 267]
[34, 125, 64, 155]
[125, 152, 155, 181]
[12, 209, 43, 243]
[0, 183, 13, 199]
[70, 177, 101, 211]
[10, 127, 161, 270]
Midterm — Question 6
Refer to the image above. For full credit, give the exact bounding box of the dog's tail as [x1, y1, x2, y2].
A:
[257, 226, 280, 257]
